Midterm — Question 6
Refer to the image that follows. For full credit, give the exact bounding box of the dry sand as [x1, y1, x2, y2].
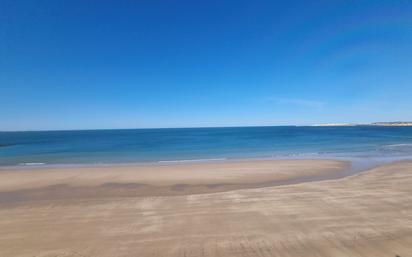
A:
[0, 159, 411, 257]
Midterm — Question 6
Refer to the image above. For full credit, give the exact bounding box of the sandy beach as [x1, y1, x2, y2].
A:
[1, 159, 412, 256]
[0, 160, 348, 202]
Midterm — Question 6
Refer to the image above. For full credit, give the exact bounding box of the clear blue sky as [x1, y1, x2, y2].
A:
[1, 0, 412, 131]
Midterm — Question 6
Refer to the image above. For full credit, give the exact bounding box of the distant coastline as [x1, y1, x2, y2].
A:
[313, 121, 412, 127]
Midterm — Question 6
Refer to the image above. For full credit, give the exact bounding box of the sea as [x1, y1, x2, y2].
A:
[1, 126, 412, 168]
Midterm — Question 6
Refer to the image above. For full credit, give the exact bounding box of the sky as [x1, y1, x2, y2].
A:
[1, 0, 412, 131]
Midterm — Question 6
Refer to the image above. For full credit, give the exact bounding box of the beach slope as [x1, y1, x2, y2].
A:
[1, 160, 412, 257]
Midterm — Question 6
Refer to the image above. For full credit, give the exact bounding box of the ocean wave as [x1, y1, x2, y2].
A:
[277, 152, 321, 157]
[0, 143, 17, 148]
[384, 143, 412, 148]
[379, 143, 412, 154]
[158, 158, 227, 163]
[18, 162, 46, 166]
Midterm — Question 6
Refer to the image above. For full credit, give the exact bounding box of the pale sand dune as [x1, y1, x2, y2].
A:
[0, 160, 412, 257]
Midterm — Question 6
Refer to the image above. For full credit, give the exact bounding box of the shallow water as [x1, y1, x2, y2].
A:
[1, 126, 412, 166]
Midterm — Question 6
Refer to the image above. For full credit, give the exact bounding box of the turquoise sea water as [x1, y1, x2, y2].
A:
[1, 126, 412, 167]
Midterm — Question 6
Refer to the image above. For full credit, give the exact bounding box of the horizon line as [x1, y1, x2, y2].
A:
[2, 121, 412, 133]
[0, 124, 306, 133]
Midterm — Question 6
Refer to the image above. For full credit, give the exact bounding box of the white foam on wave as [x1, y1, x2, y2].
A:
[158, 158, 227, 163]
[19, 162, 46, 166]
[384, 143, 412, 147]
[380, 143, 412, 152]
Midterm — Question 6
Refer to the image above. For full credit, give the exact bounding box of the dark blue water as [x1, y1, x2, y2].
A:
[1, 126, 412, 166]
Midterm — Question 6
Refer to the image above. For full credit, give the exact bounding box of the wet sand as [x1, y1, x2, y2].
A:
[1, 159, 412, 257]
[0, 160, 348, 202]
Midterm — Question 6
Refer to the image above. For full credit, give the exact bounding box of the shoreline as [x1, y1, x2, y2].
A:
[3, 154, 411, 171]
[0, 157, 411, 205]
[2, 154, 412, 184]
[0, 159, 349, 203]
